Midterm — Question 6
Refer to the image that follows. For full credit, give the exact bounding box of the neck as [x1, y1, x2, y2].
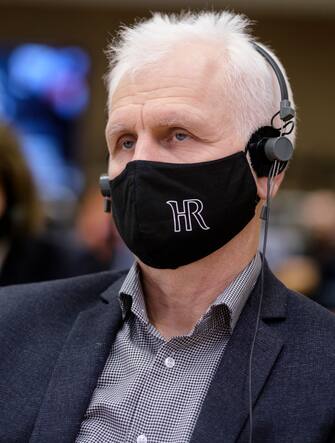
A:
[139, 215, 261, 340]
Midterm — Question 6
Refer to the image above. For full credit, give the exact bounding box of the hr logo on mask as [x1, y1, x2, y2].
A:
[166, 199, 210, 233]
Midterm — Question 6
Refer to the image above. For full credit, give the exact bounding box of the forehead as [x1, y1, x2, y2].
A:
[109, 41, 225, 114]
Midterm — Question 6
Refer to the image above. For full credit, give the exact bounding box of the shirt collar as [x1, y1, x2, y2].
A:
[210, 252, 261, 330]
[119, 262, 148, 323]
[118, 252, 262, 332]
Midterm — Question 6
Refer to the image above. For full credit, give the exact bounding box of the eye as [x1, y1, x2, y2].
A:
[122, 140, 135, 150]
[118, 135, 136, 151]
[173, 131, 190, 142]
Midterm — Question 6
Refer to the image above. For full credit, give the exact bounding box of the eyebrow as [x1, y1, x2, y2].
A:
[106, 122, 134, 139]
[148, 109, 207, 130]
[107, 109, 207, 139]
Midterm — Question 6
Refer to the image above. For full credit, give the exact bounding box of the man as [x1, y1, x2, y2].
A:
[0, 11, 335, 443]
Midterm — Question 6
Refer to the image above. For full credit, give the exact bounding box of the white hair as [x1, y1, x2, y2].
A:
[106, 11, 295, 145]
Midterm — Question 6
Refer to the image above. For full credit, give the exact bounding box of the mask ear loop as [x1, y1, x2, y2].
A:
[248, 159, 278, 443]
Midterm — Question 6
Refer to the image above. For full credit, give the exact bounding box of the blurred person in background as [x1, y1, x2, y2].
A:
[300, 190, 335, 312]
[274, 255, 320, 297]
[276, 191, 335, 312]
[0, 11, 334, 443]
[0, 123, 109, 286]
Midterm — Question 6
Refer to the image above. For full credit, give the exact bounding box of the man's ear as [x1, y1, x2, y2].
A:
[256, 171, 285, 200]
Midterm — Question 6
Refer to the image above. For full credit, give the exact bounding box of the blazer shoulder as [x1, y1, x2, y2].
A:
[264, 263, 335, 331]
[262, 265, 335, 355]
[282, 285, 335, 357]
[0, 269, 128, 323]
[287, 286, 335, 327]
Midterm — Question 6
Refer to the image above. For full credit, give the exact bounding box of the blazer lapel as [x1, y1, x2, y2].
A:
[30, 274, 126, 443]
[190, 266, 287, 443]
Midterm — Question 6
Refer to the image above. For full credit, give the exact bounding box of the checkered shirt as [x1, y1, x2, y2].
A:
[76, 253, 261, 443]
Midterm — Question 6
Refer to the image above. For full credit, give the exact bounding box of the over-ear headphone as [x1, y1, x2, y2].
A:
[246, 43, 295, 177]
[100, 42, 295, 210]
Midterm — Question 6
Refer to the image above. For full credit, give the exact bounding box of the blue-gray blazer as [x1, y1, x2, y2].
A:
[0, 265, 335, 443]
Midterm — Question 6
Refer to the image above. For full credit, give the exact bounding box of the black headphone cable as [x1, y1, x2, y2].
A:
[248, 160, 279, 443]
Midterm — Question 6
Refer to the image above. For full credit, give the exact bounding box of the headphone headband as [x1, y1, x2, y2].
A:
[253, 43, 295, 122]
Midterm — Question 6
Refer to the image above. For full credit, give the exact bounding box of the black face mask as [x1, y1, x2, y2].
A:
[109, 151, 259, 269]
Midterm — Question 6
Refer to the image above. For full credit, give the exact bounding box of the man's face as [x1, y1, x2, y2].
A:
[106, 41, 246, 179]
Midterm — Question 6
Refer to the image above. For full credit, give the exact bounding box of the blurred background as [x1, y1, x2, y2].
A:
[0, 0, 334, 310]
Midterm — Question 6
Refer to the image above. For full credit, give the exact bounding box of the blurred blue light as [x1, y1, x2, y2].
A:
[8, 43, 90, 117]
[19, 132, 84, 201]
[9, 44, 58, 95]
[0, 69, 16, 122]
[1, 42, 90, 202]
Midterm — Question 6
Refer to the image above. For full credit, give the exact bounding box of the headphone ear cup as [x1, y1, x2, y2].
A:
[99, 174, 112, 198]
[99, 174, 112, 213]
[246, 126, 288, 177]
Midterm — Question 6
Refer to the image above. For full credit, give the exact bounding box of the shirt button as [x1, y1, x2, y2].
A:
[164, 356, 175, 368]
[137, 435, 147, 443]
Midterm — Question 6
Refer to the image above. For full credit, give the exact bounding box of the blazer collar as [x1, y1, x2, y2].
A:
[259, 261, 288, 320]
[190, 263, 288, 443]
[30, 273, 127, 443]
[100, 270, 128, 303]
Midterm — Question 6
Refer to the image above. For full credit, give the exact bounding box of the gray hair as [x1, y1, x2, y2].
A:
[106, 11, 295, 145]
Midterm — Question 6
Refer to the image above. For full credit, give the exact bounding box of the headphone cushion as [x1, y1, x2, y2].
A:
[246, 126, 288, 177]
